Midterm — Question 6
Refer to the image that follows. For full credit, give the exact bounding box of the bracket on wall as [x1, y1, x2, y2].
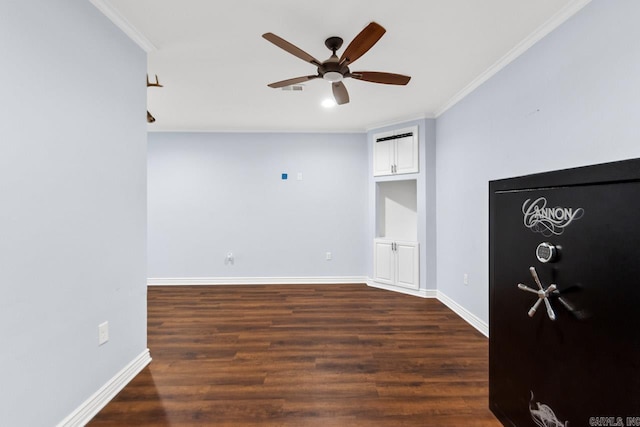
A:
[146, 74, 163, 123]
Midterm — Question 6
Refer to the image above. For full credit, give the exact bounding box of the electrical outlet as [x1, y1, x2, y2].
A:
[98, 321, 109, 345]
[326, 252, 332, 261]
[463, 273, 469, 286]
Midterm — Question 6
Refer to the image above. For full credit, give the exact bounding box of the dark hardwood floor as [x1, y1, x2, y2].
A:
[90, 284, 500, 426]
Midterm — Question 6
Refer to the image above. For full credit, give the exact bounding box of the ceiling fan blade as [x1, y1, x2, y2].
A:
[262, 33, 321, 66]
[267, 75, 319, 88]
[351, 71, 411, 85]
[339, 22, 386, 66]
[332, 82, 350, 105]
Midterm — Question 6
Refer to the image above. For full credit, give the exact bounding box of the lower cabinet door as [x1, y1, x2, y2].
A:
[395, 241, 419, 290]
[374, 239, 419, 289]
[373, 240, 395, 285]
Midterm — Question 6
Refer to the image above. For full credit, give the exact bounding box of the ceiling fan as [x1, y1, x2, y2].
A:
[262, 22, 411, 105]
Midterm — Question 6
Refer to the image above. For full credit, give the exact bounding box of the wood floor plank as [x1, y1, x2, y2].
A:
[89, 284, 500, 426]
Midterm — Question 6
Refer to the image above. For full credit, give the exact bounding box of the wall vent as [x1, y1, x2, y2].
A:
[282, 85, 304, 91]
[376, 132, 413, 143]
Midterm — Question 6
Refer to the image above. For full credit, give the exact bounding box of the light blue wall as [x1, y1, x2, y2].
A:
[144, 0, 640, 342]
[148, 132, 368, 278]
[0, 1, 147, 425]
[435, 0, 640, 324]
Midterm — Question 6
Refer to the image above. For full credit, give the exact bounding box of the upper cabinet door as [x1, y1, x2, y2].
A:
[373, 138, 394, 176]
[372, 126, 418, 177]
[394, 135, 418, 175]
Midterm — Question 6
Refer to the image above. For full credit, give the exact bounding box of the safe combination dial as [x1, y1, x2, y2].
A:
[536, 242, 557, 263]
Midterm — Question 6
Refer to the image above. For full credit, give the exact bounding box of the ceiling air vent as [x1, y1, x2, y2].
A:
[281, 85, 304, 92]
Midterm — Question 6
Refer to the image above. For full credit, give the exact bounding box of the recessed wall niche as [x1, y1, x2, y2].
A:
[375, 180, 417, 241]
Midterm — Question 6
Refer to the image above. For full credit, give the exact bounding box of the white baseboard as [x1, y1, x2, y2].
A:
[436, 291, 489, 337]
[366, 281, 488, 337]
[148, 276, 369, 286]
[366, 280, 437, 298]
[57, 348, 152, 427]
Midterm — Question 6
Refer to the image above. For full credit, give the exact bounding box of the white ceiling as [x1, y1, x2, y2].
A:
[95, 0, 589, 132]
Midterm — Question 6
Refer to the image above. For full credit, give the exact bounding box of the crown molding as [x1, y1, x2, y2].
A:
[147, 128, 366, 134]
[364, 113, 434, 133]
[434, 0, 592, 117]
[90, 0, 157, 52]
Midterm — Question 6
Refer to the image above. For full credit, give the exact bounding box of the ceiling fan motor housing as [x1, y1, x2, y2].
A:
[319, 36, 350, 82]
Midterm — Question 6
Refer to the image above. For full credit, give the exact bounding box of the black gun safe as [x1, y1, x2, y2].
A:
[489, 158, 640, 426]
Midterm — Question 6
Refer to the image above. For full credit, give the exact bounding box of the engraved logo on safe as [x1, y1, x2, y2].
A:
[522, 197, 584, 236]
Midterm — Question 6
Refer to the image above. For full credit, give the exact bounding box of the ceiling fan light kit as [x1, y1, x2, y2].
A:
[323, 71, 343, 82]
[262, 22, 411, 105]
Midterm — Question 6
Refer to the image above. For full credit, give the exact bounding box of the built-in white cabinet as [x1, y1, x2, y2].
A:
[373, 239, 419, 290]
[373, 179, 419, 290]
[370, 119, 436, 294]
[373, 126, 418, 176]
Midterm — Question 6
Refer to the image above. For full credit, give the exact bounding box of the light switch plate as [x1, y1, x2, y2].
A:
[98, 321, 109, 345]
